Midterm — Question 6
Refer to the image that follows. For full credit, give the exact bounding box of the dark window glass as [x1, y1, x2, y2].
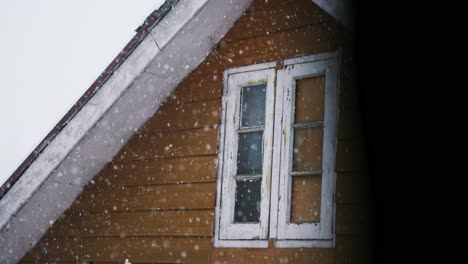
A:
[241, 84, 266, 128]
[234, 178, 261, 223]
[237, 131, 263, 174]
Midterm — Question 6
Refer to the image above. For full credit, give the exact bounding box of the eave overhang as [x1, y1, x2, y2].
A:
[0, 0, 253, 262]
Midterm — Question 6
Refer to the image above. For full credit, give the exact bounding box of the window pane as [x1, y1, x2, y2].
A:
[290, 174, 322, 223]
[234, 178, 261, 223]
[237, 131, 263, 174]
[295, 76, 325, 123]
[293, 128, 323, 171]
[241, 84, 266, 127]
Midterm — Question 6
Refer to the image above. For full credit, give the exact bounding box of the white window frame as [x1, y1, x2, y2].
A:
[214, 51, 340, 248]
[274, 54, 339, 248]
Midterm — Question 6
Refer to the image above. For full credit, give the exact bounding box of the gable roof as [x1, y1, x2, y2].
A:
[0, 0, 352, 262]
[0, 0, 254, 261]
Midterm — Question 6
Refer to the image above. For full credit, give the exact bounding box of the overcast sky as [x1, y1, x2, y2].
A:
[0, 0, 165, 186]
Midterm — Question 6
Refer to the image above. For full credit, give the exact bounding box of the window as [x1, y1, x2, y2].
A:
[214, 51, 340, 248]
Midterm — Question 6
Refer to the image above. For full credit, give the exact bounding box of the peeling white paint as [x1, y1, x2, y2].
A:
[150, 0, 208, 49]
[0, 34, 161, 231]
[0, 0, 253, 262]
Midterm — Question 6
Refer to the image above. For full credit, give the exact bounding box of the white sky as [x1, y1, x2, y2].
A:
[0, 0, 165, 186]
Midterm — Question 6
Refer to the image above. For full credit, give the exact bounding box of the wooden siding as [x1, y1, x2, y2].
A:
[22, 0, 369, 263]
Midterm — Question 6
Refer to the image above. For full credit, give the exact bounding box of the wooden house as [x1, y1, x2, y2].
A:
[0, 0, 370, 263]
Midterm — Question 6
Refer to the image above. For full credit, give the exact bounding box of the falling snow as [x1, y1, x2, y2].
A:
[0, 0, 363, 263]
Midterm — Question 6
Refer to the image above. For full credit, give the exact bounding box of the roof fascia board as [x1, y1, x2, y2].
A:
[311, 0, 355, 30]
[0, 3, 173, 199]
[0, 0, 253, 261]
[146, 0, 253, 78]
[151, 0, 209, 49]
[0, 35, 161, 233]
[0, 72, 171, 263]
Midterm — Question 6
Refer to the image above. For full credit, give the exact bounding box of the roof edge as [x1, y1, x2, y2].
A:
[0, 0, 178, 199]
[311, 0, 355, 30]
[1, 0, 253, 260]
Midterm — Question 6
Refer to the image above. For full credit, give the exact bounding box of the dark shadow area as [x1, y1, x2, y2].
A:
[356, 0, 468, 262]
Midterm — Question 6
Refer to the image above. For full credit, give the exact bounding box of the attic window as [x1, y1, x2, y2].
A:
[214, 51, 340, 248]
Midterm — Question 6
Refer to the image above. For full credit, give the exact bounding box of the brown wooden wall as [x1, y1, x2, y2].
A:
[22, 0, 370, 263]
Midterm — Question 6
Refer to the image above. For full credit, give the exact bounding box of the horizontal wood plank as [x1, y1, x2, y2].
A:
[47, 210, 214, 238]
[223, 0, 333, 42]
[215, 22, 341, 69]
[93, 156, 217, 187]
[23, 237, 212, 263]
[192, 21, 342, 81]
[115, 128, 218, 161]
[210, 247, 335, 264]
[141, 98, 221, 133]
[164, 70, 223, 104]
[22, 0, 361, 262]
[69, 182, 216, 213]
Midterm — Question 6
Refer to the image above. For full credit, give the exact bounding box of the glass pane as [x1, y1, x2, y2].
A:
[234, 178, 261, 223]
[290, 175, 322, 223]
[241, 84, 266, 127]
[295, 76, 325, 123]
[293, 128, 323, 171]
[237, 131, 263, 174]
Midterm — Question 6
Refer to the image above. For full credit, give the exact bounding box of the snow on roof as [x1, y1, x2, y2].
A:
[0, 0, 254, 261]
[0, 0, 179, 200]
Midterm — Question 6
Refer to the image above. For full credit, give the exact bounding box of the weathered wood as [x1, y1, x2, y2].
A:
[223, 0, 333, 42]
[215, 22, 341, 68]
[21, 260, 130, 264]
[69, 183, 216, 213]
[23, 0, 367, 263]
[277, 57, 339, 241]
[47, 210, 214, 238]
[23, 237, 212, 263]
[192, 21, 341, 81]
[141, 98, 221, 133]
[219, 67, 276, 241]
[115, 128, 218, 161]
[210, 247, 335, 264]
[164, 70, 223, 104]
[93, 156, 217, 187]
[160, 2, 343, 107]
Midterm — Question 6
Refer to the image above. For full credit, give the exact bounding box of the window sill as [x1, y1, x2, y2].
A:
[213, 238, 334, 248]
